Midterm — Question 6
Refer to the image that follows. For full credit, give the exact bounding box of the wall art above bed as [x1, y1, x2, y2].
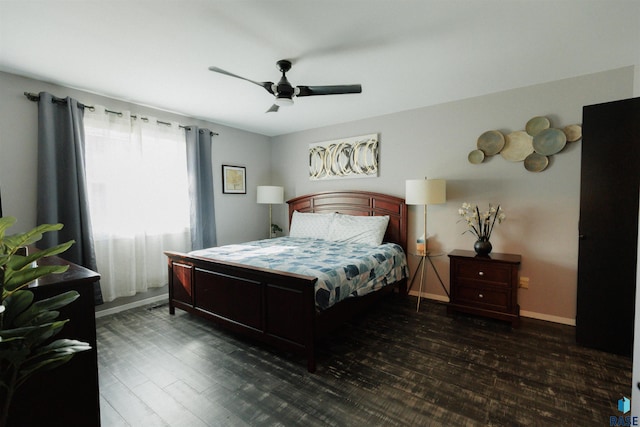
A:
[309, 133, 378, 180]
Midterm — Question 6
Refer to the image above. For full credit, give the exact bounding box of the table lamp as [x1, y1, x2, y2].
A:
[257, 185, 284, 238]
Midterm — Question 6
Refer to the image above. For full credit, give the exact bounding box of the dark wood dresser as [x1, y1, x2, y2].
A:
[447, 249, 521, 327]
[8, 254, 101, 426]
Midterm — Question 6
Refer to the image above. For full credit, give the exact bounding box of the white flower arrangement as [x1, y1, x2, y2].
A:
[458, 202, 506, 241]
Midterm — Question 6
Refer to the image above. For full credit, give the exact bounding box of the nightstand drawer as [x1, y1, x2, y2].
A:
[456, 261, 511, 283]
[457, 276, 510, 290]
[456, 284, 509, 311]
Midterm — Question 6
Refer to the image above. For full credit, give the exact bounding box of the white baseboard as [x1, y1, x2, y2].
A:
[409, 290, 449, 303]
[95, 294, 168, 319]
[408, 291, 576, 326]
[519, 310, 575, 326]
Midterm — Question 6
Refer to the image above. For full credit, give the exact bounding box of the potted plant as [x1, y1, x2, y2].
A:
[0, 217, 91, 425]
[271, 223, 283, 238]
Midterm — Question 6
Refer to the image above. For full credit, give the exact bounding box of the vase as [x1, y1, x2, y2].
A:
[474, 239, 492, 256]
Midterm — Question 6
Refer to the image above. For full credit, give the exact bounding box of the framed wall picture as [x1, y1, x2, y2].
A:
[222, 165, 246, 194]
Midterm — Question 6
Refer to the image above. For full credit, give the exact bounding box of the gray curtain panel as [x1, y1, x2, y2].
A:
[36, 92, 103, 305]
[185, 127, 217, 250]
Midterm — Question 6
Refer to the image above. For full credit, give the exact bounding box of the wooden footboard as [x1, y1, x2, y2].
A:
[165, 251, 320, 371]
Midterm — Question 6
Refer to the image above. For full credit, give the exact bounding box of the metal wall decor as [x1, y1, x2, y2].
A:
[467, 116, 582, 172]
[309, 133, 378, 180]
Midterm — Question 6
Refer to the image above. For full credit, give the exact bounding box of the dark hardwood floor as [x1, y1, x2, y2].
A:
[97, 295, 632, 426]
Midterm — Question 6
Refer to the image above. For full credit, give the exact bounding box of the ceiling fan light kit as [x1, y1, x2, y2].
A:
[209, 59, 362, 113]
[274, 97, 294, 107]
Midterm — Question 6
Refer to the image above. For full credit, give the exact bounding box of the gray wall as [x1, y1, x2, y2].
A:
[1, 66, 637, 324]
[270, 66, 637, 324]
[0, 70, 271, 244]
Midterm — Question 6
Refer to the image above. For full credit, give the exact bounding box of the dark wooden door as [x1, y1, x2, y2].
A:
[576, 97, 640, 356]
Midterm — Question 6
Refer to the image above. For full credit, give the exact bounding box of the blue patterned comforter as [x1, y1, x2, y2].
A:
[190, 237, 408, 310]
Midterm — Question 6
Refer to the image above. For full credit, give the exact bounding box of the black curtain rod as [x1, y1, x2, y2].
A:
[24, 92, 219, 136]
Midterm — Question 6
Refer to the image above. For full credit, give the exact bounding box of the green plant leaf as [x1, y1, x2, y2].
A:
[2, 223, 64, 252]
[3, 265, 70, 292]
[0, 254, 10, 268]
[20, 310, 60, 327]
[0, 217, 17, 241]
[13, 291, 78, 327]
[0, 320, 68, 348]
[2, 290, 34, 328]
[32, 339, 91, 357]
[27, 320, 67, 348]
[5, 240, 75, 272]
[18, 354, 74, 384]
[17, 339, 91, 385]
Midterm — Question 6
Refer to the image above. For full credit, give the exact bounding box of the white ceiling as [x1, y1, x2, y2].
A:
[1, 1, 638, 137]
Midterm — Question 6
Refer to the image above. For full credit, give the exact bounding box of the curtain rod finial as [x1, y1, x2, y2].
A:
[24, 92, 40, 102]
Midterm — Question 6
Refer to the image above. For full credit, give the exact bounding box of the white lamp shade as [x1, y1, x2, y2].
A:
[405, 179, 428, 205]
[405, 179, 446, 205]
[257, 186, 284, 204]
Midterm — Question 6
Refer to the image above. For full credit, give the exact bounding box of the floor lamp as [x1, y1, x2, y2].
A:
[405, 178, 446, 311]
[257, 185, 284, 238]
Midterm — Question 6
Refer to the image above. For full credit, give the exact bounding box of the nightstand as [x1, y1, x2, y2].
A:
[447, 249, 521, 327]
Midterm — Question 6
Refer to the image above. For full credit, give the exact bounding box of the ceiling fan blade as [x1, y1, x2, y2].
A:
[296, 84, 362, 97]
[266, 104, 280, 113]
[208, 66, 274, 95]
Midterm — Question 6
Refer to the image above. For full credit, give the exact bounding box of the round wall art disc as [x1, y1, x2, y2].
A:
[501, 131, 534, 161]
[477, 130, 505, 156]
[563, 124, 582, 142]
[532, 128, 567, 155]
[524, 152, 549, 172]
[468, 149, 485, 164]
[525, 116, 551, 136]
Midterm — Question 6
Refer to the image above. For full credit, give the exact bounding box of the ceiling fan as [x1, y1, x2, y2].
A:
[208, 59, 362, 113]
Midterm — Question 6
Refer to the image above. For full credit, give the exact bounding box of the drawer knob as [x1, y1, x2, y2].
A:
[478, 293, 484, 298]
[478, 271, 484, 276]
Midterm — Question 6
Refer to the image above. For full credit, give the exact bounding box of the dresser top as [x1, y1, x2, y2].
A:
[448, 249, 521, 264]
[26, 247, 100, 289]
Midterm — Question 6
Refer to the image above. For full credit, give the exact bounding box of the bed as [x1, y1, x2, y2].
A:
[165, 190, 408, 372]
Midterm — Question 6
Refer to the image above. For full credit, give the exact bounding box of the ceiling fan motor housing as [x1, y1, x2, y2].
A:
[274, 60, 295, 102]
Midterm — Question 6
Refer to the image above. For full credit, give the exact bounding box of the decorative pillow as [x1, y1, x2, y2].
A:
[289, 211, 336, 240]
[327, 214, 390, 246]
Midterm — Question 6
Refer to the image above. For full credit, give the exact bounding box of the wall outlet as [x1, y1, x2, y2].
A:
[519, 277, 530, 289]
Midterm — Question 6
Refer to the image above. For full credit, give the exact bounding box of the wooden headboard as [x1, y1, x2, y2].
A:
[287, 190, 407, 252]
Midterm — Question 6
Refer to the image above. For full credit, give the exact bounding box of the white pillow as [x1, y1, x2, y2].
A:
[327, 214, 390, 246]
[289, 211, 336, 240]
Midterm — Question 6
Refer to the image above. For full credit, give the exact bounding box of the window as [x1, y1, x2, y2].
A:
[84, 106, 190, 302]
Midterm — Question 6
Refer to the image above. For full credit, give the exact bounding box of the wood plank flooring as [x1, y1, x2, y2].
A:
[96, 295, 632, 426]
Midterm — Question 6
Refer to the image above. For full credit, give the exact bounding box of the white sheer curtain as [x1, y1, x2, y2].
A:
[83, 106, 190, 302]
